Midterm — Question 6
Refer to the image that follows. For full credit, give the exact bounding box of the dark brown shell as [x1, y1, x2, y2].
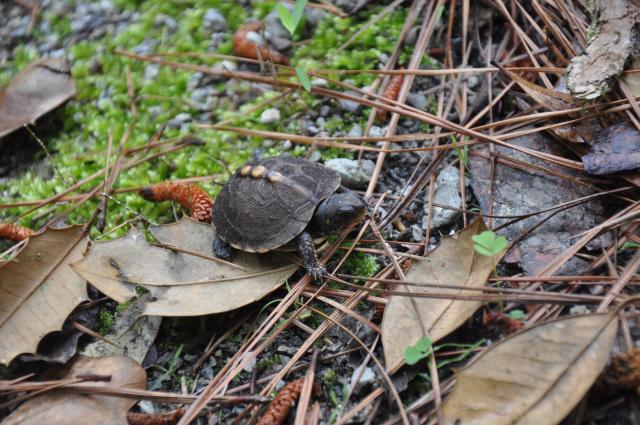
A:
[212, 155, 341, 252]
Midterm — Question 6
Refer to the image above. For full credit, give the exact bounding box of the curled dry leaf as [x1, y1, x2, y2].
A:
[70, 218, 297, 316]
[0, 58, 76, 138]
[496, 63, 576, 111]
[381, 219, 500, 374]
[3, 355, 146, 425]
[442, 313, 619, 425]
[233, 22, 289, 65]
[139, 181, 212, 222]
[0, 225, 88, 366]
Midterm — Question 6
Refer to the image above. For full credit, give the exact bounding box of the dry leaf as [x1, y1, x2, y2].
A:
[442, 313, 618, 425]
[498, 64, 576, 111]
[3, 355, 146, 425]
[0, 225, 88, 366]
[0, 58, 76, 138]
[70, 218, 297, 316]
[381, 219, 500, 374]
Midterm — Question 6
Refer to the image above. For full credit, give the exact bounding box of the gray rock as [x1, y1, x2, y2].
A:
[240, 351, 256, 373]
[406, 26, 420, 45]
[349, 366, 376, 394]
[325, 158, 375, 189]
[319, 105, 331, 117]
[424, 165, 463, 229]
[308, 150, 322, 162]
[332, 0, 372, 13]
[347, 124, 363, 138]
[368, 125, 387, 138]
[407, 92, 428, 111]
[311, 78, 328, 88]
[167, 112, 192, 129]
[282, 140, 293, 150]
[154, 14, 177, 32]
[144, 64, 160, 81]
[203, 8, 227, 32]
[265, 4, 293, 41]
[338, 90, 362, 113]
[305, 8, 327, 25]
[260, 108, 281, 124]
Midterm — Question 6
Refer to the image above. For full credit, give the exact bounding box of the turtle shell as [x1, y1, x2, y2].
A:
[212, 155, 341, 252]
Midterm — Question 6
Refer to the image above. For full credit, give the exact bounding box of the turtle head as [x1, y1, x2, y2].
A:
[311, 190, 366, 235]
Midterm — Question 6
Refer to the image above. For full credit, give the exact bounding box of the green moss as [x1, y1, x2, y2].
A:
[293, 8, 410, 87]
[342, 251, 379, 278]
[257, 353, 282, 370]
[97, 309, 115, 335]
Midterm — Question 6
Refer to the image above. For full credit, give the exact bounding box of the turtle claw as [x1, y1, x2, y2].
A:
[307, 264, 326, 281]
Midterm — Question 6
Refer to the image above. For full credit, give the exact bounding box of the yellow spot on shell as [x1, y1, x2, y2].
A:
[266, 171, 284, 183]
[239, 165, 252, 176]
[250, 165, 267, 178]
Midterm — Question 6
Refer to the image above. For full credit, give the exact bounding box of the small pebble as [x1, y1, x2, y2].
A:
[325, 158, 375, 189]
[260, 108, 281, 124]
[350, 366, 376, 394]
[203, 8, 227, 32]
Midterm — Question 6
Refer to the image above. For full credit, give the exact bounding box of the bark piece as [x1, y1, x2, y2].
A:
[567, 0, 640, 100]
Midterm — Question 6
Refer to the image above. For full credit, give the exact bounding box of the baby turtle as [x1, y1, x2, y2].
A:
[212, 155, 366, 280]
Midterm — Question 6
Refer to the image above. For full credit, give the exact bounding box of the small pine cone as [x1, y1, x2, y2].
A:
[257, 377, 306, 425]
[602, 348, 640, 390]
[233, 22, 289, 65]
[126, 407, 185, 425]
[376, 71, 405, 122]
[139, 182, 212, 222]
[0, 223, 35, 242]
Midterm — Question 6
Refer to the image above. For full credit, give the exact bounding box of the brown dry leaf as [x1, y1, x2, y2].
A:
[0, 58, 76, 138]
[381, 219, 499, 374]
[3, 355, 146, 425]
[70, 218, 297, 316]
[0, 225, 88, 366]
[498, 65, 576, 111]
[442, 313, 618, 425]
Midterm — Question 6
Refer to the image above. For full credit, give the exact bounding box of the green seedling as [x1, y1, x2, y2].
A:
[276, 0, 312, 92]
[404, 336, 433, 366]
[276, 0, 307, 35]
[472, 230, 508, 257]
[295, 66, 311, 91]
[151, 344, 184, 390]
[618, 241, 640, 252]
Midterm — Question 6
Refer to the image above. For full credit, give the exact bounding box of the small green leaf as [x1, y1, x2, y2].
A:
[415, 336, 432, 353]
[404, 346, 423, 365]
[508, 310, 526, 320]
[619, 241, 640, 252]
[276, 3, 296, 34]
[292, 0, 308, 27]
[295, 67, 311, 91]
[472, 230, 508, 257]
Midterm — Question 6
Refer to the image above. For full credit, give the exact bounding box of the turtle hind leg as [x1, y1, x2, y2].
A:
[213, 235, 234, 262]
[297, 231, 326, 281]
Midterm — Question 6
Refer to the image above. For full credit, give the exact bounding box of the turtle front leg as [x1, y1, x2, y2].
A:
[212, 235, 234, 262]
[297, 231, 326, 281]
